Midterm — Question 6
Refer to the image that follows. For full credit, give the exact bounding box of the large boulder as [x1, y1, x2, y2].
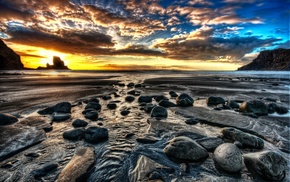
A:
[83, 127, 108, 144]
[164, 136, 208, 162]
[63, 129, 84, 141]
[158, 100, 176, 108]
[54, 102, 72, 113]
[0, 125, 46, 161]
[0, 39, 24, 70]
[72, 119, 88, 128]
[56, 147, 95, 182]
[222, 127, 264, 149]
[213, 143, 243, 173]
[85, 102, 101, 111]
[0, 113, 18, 125]
[206, 96, 225, 106]
[84, 111, 98, 120]
[138, 96, 152, 103]
[240, 100, 268, 116]
[244, 151, 287, 181]
[150, 106, 168, 118]
[176, 93, 194, 107]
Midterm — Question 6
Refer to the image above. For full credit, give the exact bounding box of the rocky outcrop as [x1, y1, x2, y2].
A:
[238, 48, 290, 71]
[37, 56, 69, 70]
[0, 39, 24, 70]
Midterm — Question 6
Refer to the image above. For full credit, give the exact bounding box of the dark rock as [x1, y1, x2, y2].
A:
[113, 92, 120, 97]
[267, 103, 277, 114]
[150, 106, 168, 118]
[240, 100, 268, 116]
[185, 118, 198, 125]
[176, 93, 194, 107]
[72, 119, 88, 128]
[83, 127, 108, 144]
[169, 91, 178, 97]
[144, 103, 156, 113]
[63, 128, 84, 141]
[20, 116, 52, 132]
[54, 102, 71, 113]
[25, 152, 40, 158]
[227, 100, 240, 109]
[118, 83, 125, 87]
[102, 95, 111, 100]
[85, 102, 101, 111]
[107, 102, 117, 109]
[138, 96, 152, 103]
[222, 127, 264, 149]
[136, 136, 159, 144]
[275, 105, 288, 114]
[238, 48, 290, 71]
[88, 98, 99, 103]
[125, 96, 135, 102]
[222, 104, 231, 110]
[84, 111, 98, 120]
[159, 100, 176, 108]
[164, 136, 208, 162]
[127, 82, 135, 87]
[33, 163, 58, 178]
[52, 113, 71, 122]
[0, 39, 24, 70]
[173, 130, 205, 140]
[38, 107, 54, 115]
[56, 147, 95, 182]
[154, 95, 169, 102]
[206, 96, 225, 106]
[213, 143, 243, 173]
[244, 151, 287, 181]
[0, 113, 18, 125]
[37, 56, 69, 70]
[121, 110, 130, 116]
[135, 83, 142, 87]
[125, 133, 135, 138]
[0, 125, 46, 161]
[196, 137, 224, 152]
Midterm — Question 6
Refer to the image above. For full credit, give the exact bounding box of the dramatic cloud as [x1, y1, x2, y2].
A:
[153, 26, 281, 61]
[0, 0, 288, 69]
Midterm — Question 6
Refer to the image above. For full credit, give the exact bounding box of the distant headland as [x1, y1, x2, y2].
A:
[238, 48, 290, 71]
[37, 56, 70, 70]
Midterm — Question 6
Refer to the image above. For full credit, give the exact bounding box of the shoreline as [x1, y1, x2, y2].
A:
[0, 72, 289, 181]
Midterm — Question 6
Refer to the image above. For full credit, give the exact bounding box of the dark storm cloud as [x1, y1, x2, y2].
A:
[153, 27, 281, 61]
[0, 3, 33, 20]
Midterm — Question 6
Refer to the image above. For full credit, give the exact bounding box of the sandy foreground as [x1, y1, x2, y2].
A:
[0, 71, 289, 182]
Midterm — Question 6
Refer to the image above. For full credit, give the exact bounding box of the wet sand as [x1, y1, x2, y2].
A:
[0, 71, 289, 182]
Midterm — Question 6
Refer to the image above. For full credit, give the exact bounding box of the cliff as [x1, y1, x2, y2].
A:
[0, 39, 24, 70]
[238, 48, 290, 71]
[37, 56, 69, 70]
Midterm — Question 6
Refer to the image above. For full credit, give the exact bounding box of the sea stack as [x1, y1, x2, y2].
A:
[0, 39, 24, 70]
[37, 56, 69, 70]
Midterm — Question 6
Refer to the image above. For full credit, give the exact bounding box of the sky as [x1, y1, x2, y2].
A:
[0, 0, 289, 70]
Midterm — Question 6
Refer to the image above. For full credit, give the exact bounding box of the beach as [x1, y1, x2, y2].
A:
[0, 70, 289, 182]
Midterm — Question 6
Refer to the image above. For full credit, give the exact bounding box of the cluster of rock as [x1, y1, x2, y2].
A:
[0, 80, 288, 181]
[0, 39, 24, 70]
[205, 96, 288, 117]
